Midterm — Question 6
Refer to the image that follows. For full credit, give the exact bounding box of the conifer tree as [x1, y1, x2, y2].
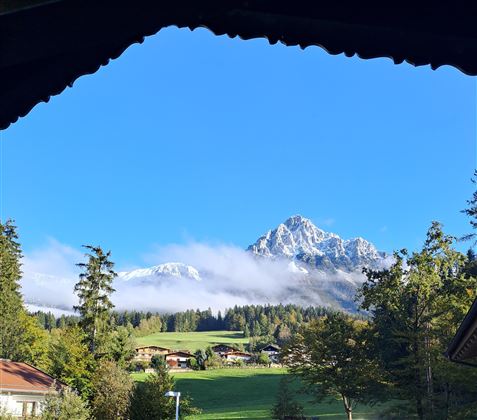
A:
[0, 220, 49, 363]
[271, 377, 304, 420]
[130, 358, 200, 419]
[74, 245, 116, 354]
[0, 220, 25, 359]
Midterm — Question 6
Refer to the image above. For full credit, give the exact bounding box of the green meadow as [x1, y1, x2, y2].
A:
[135, 330, 249, 352]
[131, 368, 384, 419]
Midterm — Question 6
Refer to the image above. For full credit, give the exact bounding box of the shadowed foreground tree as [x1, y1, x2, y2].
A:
[130, 358, 200, 419]
[283, 314, 383, 420]
[74, 245, 116, 354]
[270, 377, 304, 420]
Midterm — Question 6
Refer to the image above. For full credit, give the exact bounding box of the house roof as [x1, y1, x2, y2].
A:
[136, 346, 170, 351]
[212, 344, 238, 350]
[261, 344, 280, 351]
[224, 351, 252, 357]
[165, 351, 194, 358]
[446, 297, 477, 363]
[0, 360, 63, 393]
[1, 1, 477, 130]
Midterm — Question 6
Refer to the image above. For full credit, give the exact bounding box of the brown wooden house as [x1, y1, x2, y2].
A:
[223, 351, 252, 363]
[165, 351, 195, 369]
[211, 344, 238, 356]
[134, 345, 171, 363]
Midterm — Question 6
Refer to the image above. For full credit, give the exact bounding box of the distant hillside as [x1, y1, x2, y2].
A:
[135, 331, 249, 352]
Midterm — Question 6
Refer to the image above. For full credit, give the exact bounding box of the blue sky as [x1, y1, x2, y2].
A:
[2, 27, 476, 268]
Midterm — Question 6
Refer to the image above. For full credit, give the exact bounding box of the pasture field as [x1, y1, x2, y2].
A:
[135, 330, 249, 352]
[131, 368, 384, 419]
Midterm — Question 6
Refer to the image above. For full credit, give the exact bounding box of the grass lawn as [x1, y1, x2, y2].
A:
[135, 330, 249, 352]
[131, 368, 385, 419]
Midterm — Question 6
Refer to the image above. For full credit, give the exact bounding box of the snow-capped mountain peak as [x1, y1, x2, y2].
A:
[118, 262, 201, 282]
[248, 215, 335, 259]
[247, 215, 385, 272]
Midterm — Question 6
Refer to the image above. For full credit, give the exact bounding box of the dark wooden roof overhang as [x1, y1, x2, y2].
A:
[2, 1, 477, 130]
[446, 297, 477, 364]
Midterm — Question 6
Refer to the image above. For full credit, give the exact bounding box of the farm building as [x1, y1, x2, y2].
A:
[0, 360, 63, 418]
[261, 344, 281, 363]
[134, 346, 171, 363]
[165, 352, 195, 369]
[211, 344, 238, 356]
[223, 351, 253, 363]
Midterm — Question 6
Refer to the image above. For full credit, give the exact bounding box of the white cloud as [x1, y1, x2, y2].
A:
[21, 239, 310, 313]
[20, 239, 370, 314]
[21, 239, 81, 311]
[114, 242, 313, 312]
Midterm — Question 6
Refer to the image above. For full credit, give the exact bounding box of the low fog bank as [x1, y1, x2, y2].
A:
[21, 239, 369, 314]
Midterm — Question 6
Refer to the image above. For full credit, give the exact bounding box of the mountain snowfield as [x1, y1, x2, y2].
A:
[24, 215, 390, 313]
[118, 263, 201, 282]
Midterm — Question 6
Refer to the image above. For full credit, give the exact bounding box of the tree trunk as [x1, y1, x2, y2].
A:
[444, 382, 450, 420]
[413, 302, 424, 420]
[342, 395, 353, 420]
[425, 323, 434, 418]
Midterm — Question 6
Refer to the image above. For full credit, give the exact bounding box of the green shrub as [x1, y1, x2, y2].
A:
[189, 358, 199, 370]
[258, 353, 271, 365]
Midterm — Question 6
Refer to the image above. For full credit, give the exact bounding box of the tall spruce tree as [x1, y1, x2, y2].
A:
[0, 220, 48, 364]
[0, 220, 25, 359]
[74, 245, 116, 354]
